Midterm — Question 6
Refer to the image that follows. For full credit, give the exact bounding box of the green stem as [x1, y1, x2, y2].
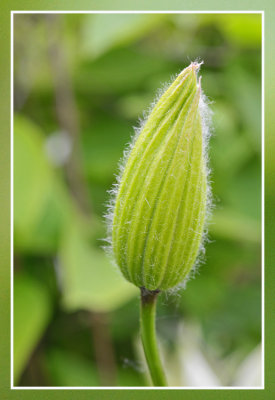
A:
[140, 287, 167, 386]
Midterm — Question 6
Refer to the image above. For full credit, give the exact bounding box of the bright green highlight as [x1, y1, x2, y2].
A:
[112, 63, 208, 290]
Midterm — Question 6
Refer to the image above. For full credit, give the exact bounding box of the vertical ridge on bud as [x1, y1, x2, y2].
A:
[107, 62, 211, 291]
[127, 87, 198, 287]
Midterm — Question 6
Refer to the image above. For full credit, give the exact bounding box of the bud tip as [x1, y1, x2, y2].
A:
[191, 60, 204, 71]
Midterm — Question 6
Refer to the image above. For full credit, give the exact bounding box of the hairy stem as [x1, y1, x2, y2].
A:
[140, 287, 167, 386]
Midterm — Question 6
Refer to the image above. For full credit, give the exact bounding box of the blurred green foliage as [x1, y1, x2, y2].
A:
[13, 13, 261, 387]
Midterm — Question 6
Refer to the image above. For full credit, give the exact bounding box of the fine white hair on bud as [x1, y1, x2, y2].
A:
[104, 62, 212, 291]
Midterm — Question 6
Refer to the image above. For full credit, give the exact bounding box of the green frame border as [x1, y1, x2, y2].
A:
[1, 1, 274, 399]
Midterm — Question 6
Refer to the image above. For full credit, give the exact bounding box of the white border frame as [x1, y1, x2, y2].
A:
[10, 10, 265, 391]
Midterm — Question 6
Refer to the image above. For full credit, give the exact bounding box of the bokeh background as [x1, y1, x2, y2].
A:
[13, 13, 262, 387]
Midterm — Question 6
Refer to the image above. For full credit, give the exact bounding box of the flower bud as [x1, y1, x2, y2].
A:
[107, 62, 211, 291]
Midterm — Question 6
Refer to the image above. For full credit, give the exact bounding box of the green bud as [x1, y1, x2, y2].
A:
[106, 62, 211, 291]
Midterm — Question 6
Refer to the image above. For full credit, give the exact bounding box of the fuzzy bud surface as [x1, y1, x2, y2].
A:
[107, 62, 211, 291]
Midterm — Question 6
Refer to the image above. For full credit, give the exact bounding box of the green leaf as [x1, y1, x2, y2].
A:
[226, 162, 261, 221]
[44, 348, 99, 387]
[81, 14, 165, 58]
[14, 115, 52, 242]
[210, 209, 261, 244]
[15, 179, 72, 254]
[217, 14, 261, 47]
[76, 48, 173, 95]
[82, 115, 131, 185]
[14, 116, 76, 254]
[117, 366, 146, 387]
[59, 222, 138, 313]
[225, 67, 261, 152]
[14, 273, 52, 383]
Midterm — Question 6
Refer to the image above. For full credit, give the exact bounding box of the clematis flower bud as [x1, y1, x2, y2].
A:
[107, 62, 211, 291]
